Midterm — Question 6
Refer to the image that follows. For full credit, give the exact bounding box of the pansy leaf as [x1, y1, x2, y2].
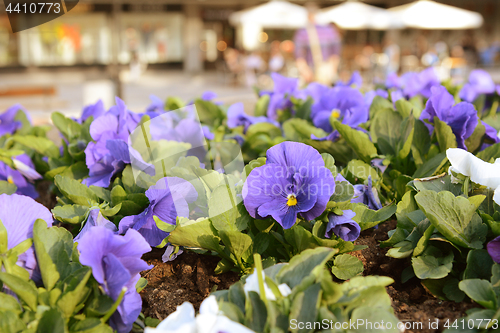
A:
[12, 135, 60, 158]
[51, 112, 82, 141]
[459, 279, 497, 310]
[168, 217, 225, 254]
[412, 173, 462, 195]
[244, 291, 267, 332]
[369, 96, 393, 119]
[331, 254, 363, 280]
[411, 119, 431, 167]
[352, 203, 396, 231]
[465, 122, 486, 153]
[219, 230, 253, 266]
[341, 159, 379, 184]
[351, 306, 400, 333]
[289, 283, 321, 333]
[370, 108, 402, 148]
[254, 94, 270, 117]
[36, 308, 66, 333]
[52, 205, 89, 224]
[0, 272, 38, 311]
[246, 122, 282, 139]
[276, 247, 335, 289]
[415, 190, 487, 249]
[57, 268, 91, 318]
[330, 181, 354, 202]
[433, 117, 457, 152]
[283, 118, 327, 142]
[0, 181, 16, 195]
[464, 249, 494, 280]
[55, 175, 99, 207]
[395, 99, 414, 119]
[412, 245, 453, 279]
[477, 143, 500, 162]
[334, 121, 378, 163]
[412, 152, 448, 178]
[209, 183, 248, 232]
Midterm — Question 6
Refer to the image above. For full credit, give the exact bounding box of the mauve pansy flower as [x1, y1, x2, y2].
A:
[420, 85, 478, 150]
[337, 71, 362, 88]
[79, 100, 106, 123]
[261, 73, 299, 120]
[119, 177, 198, 247]
[0, 194, 53, 278]
[227, 102, 279, 133]
[487, 236, 500, 264]
[401, 67, 440, 98]
[0, 104, 30, 137]
[74, 208, 118, 242]
[351, 176, 382, 211]
[459, 69, 496, 103]
[243, 142, 335, 229]
[325, 210, 360, 242]
[78, 226, 152, 333]
[0, 154, 41, 199]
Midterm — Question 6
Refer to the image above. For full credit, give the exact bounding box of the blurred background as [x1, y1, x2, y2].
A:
[0, 0, 498, 121]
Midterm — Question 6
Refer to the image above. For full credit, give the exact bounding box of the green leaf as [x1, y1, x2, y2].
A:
[254, 94, 270, 117]
[330, 181, 354, 202]
[477, 142, 500, 162]
[36, 308, 66, 333]
[52, 205, 89, 224]
[465, 122, 486, 153]
[334, 121, 378, 163]
[442, 278, 465, 302]
[370, 108, 402, 148]
[0, 310, 26, 333]
[12, 135, 60, 158]
[341, 159, 379, 184]
[434, 117, 457, 152]
[0, 272, 38, 311]
[51, 112, 82, 141]
[219, 230, 253, 264]
[397, 116, 415, 160]
[464, 249, 494, 280]
[459, 279, 497, 310]
[33, 221, 61, 291]
[33, 220, 74, 281]
[411, 119, 431, 166]
[415, 190, 487, 249]
[195, 99, 225, 126]
[244, 291, 267, 332]
[283, 118, 327, 142]
[369, 96, 394, 119]
[352, 203, 396, 231]
[110, 185, 127, 206]
[276, 247, 335, 288]
[412, 246, 453, 279]
[168, 217, 224, 254]
[331, 254, 363, 280]
[351, 306, 400, 333]
[246, 122, 282, 139]
[321, 153, 337, 177]
[0, 181, 16, 195]
[57, 268, 91, 317]
[395, 99, 414, 118]
[412, 173, 461, 195]
[0, 292, 22, 314]
[209, 183, 248, 232]
[55, 175, 99, 206]
[289, 283, 321, 333]
[412, 152, 448, 178]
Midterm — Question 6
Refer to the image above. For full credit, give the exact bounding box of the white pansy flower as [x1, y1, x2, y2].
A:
[244, 268, 292, 300]
[446, 148, 500, 204]
[145, 296, 254, 333]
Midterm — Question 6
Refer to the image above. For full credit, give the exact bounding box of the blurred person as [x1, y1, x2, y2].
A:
[269, 40, 285, 73]
[477, 39, 499, 66]
[294, 3, 341, 85]
[421, 47, 439, 67]
[383, 32, 400, 76]
[435, 41, 449, 61]
[244, 51, 265, 87]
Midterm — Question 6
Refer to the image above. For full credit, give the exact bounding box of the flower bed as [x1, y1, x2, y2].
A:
[1, 69, 500, 333]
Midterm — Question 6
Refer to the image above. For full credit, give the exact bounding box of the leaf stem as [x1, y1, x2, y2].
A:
[101, 287, 127, 323]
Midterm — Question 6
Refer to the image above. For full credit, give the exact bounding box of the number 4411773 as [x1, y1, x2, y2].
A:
[444, 319, 499, 330]
[6, 2, 61, 14]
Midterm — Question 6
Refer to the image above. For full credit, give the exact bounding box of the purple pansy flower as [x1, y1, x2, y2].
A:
[386, 73, 402, 89]
[261, 73, 299, 120]
[364, 89, 389, 107]
[202, 126, 215, 140]
[0, 194, 53, 279]
[83, 97, 146, 187]
[337, 71, 362, 88]
[0, 104, 30, 137]
[242, 142, 335, 229]
[420, 85, 478, 150]
[0, 154, 41, 199]
[351, 176, 382, 210]
[325, 210, 360, 242]
[459, 69, 496, 103]
[74, 208, 118, 242]
[78, 227, 152, 333]
[227, 103, 279, 133]
[201, 91, 217, 101]
[79, 100, 106, 123]
[119, 177, 197, 247]
[401, 67, 440, 98]
[487, 236, 500, 264]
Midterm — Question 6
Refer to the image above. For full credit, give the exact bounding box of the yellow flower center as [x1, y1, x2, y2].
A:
[287, 194, 297, 206]
[331, 109, 341, 119]
[7, 176, 14, 184]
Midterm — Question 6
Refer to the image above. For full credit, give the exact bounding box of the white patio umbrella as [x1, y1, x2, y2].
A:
[316, 1, 404, 30]
[229, 0, 308, 29]
[389, 0, 483, 30]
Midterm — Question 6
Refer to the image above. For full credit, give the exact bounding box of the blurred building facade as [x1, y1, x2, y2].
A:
[0, 0, 499, 73]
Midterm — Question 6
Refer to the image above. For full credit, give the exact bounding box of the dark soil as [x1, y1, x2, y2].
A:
[352, 220, 477, 333]
[140, 248, 240, 321]
[36, 180, 57, 210]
